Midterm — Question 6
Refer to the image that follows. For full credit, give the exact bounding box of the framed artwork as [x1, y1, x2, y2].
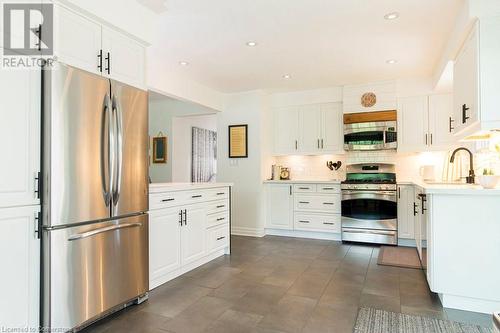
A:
[228, 124, 248, 158]
[152, 134, 167, 163]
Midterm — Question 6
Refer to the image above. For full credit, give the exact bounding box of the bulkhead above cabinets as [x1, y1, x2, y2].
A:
[343, 81, 397, 114]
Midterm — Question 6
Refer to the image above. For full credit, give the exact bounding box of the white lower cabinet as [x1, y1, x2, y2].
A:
[149, 186, 231, 290]
[0, 205, 40, 331]
[266, 183, 341, 238]
[397, 185, 415, 240]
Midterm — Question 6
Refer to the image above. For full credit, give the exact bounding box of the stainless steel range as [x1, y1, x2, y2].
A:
[341, 163, 398, 245]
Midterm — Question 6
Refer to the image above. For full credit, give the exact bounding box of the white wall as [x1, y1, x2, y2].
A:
[149, 100, 173, 182]
[172, 115, 217, 182]
[217, 91, 271, 236]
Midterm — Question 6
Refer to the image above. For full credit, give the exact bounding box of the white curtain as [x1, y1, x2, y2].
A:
[191, 127, 217, 182]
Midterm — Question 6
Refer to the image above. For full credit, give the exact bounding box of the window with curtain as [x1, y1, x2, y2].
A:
[191, 127, 217, 182]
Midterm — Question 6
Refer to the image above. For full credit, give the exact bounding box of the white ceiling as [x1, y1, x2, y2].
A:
[147, 0, 463, 93]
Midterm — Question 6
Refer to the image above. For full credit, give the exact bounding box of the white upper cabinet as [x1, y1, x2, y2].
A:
[0, 205, 40, 331]
[0, 65, 40, 208]
[428, 94, 455, 149]
[298, 105, 322, 153]
[102, 26, 146, 89]
[53, 4, 147, 89]
[320, 103, 343, 153]
[274, 107, 299, 154]
[53, 5, 102, 75]
[343, 81, 397, 114]
[273, 102, 344, 155]
[453, 19, 500, 137]
[398, 94, 456, 152]
[398, 96, 429, 152]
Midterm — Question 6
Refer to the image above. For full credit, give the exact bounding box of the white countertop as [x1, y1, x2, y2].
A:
[398, 180, 500, 195]
[263, 179, 342, 184]
[149, 182, 233, 193]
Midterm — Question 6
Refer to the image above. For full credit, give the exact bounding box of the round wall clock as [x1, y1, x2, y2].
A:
[361, 92, 377, 108]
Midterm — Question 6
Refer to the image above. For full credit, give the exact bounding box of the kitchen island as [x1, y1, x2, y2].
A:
[402, 180, 500, 314]
[148, 182, 233, 289]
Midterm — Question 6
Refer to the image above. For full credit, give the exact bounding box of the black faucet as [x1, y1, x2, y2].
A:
[450, 147, 475, 184]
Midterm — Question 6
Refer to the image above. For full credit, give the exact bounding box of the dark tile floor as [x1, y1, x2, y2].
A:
[82, 235, 493, 333]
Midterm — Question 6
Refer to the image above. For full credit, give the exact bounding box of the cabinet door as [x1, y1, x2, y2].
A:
[0, 65, 40, 208]
[149, 208, 181, 288]
[398, 96, 429, 152]
[266, 184, 293, 230]
[428, 94, 455, 149]
[0, 206, 40, 330]
[274, 107, 299, 154]
[102, 26, 146, 89]
[181, 206, 207, 265]
[53, 5, 102, 75]
[320, 103, 343, 153]
[453, 24, 479, 135]
[397, 185, 415, 239]
[298, 105, 321, 153]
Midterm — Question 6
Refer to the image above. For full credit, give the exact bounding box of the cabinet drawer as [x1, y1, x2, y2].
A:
[206, 223, 229, 253]
[317, 185, 340, 194]
[150, 192, 187, 210]
[293, 184, 317, 193]
[294, 213, 341, 233]
[207, 212, 229, 228]
[294, 194, 341, 213]
[206, 199, 229, 215]
[204, 187, 230, 201]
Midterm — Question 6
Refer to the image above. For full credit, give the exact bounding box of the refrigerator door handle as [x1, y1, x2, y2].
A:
[67, 222, 142, 241]
[100, 94, 112, 206]
[112, 94, 123, 205]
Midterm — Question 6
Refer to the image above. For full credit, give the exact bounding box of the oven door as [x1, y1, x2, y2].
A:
[341, 190, 397, 231]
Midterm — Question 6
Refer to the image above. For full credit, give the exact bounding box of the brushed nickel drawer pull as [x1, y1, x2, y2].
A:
[323, 202, 334, 205]
[192, 194, 202, 198]
[216, 205, 225, 208]
[216, 236, 226, 241]
[322, 187, 334, 190]
[299, 201, 310, 204]
[216, 217, 225, 221]
[216, 192, 225, 195]
[162, 198, 175, 202]
[298, 187, 310, 190]
[299, 220, 310, 223]
[323, 222, 335, 225]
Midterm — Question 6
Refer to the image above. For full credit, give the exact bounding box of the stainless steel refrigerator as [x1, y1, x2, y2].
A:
[41, 63, 149, 331]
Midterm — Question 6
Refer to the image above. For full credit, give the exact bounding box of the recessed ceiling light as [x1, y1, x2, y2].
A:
[386, 59, 398, 64]
[384, 12, 400, 20]
[282, 74, 291, 79]
[179, 61, 189, 66]
[246, 41, 258, 47]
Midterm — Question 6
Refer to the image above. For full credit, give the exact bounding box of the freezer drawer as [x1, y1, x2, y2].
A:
[43, 214, 148, 331]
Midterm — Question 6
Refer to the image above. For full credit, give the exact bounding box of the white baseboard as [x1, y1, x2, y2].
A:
[398, 238, 417, 247]
[265, 228, 341, 241]
[231, 226, 265, 237]
[439, 293, 500, 314]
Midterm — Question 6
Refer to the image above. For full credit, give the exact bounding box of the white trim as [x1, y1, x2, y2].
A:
[439, 293, 500, 315]
[149, 248, 226, 290]
[397, 238, 417, 247]
[265, 228, 341, 241]
[231, 226, 265, 237]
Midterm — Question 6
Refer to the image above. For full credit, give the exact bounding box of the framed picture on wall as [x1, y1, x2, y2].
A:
[152, 135, 167, 163]
[228, 124, 248, 158]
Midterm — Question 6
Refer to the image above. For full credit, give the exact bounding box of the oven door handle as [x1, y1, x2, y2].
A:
[341, 191, 397, 202]
[342, 228, 395, 236]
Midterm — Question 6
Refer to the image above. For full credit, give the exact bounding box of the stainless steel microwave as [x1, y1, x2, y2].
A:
[344, 120, 397, 151]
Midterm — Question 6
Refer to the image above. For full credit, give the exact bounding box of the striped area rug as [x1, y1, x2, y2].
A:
[354, 308, 493, 333]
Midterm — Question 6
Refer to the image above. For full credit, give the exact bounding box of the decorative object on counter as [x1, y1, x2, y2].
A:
[478, 169, 499, 189]
[326, 160, 342, 171]
[271, 165, 282, 180]
[354, 308, 493, 333]
[450, 147, 476, 184]
[419, 165, 436, 181]
[360, 92, 377, 108]
[228, 124, 248, 158]
[152, 132, 167, 163]
[280, 167, 290, 180]
[192, 127, 217, 182]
